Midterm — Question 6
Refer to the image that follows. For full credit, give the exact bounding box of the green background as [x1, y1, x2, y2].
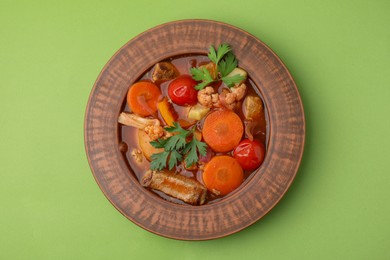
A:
[1, 0, 389, 259]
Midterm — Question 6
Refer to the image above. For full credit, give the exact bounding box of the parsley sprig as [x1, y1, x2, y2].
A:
[191, 67, 214, 90]
[208, 43, 231, 65]
[150, 122, 207, 171]
[190, 43, 246, 89]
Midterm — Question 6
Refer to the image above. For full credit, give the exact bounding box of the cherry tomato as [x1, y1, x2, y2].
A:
[233, 139, 265, 171]
[168, 75, 198, 106]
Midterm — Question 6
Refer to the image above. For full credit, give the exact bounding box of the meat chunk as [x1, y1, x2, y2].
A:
[243, 95, 263, 120]
[142, 170, 207, 205]
[152, 62, 179, 82]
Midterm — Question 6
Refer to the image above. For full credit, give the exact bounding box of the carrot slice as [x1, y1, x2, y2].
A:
[127, 81, 161, 116]
[202, 155, 244, 196]
[202, 109, 243, 153]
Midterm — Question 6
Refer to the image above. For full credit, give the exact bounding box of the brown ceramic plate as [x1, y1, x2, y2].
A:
[84, 19, 305, 240]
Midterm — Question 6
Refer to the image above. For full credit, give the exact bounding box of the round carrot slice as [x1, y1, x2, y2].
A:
[202, 109, 244, 153]
[202, 155, 244, 196]
[127, 81, 161, 116]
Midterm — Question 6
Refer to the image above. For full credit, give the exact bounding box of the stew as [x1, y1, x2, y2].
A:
[118, 44, 268, 205]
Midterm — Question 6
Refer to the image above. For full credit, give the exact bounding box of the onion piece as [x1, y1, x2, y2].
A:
[199, 147, 214, 163]
[244, 120, 255, 142]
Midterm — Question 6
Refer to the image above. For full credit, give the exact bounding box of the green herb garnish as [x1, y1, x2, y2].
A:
[190, 43, 246, 90]
[190, 67, 214, 90]
[150, 122, 207, 171]
[182, 138, 207, 167]
[218, 52, 238, 77]
[208, 43, 231, 65]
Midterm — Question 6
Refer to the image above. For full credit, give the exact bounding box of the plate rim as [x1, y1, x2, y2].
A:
[84, 19, 306, 240]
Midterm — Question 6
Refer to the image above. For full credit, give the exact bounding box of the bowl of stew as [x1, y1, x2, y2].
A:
[84, 19, 305, 240]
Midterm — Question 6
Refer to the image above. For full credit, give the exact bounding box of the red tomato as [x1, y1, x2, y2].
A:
[168, 75, 198, 106]
[233, 139, 265, 171]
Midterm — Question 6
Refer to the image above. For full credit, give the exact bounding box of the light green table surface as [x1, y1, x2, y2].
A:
[1, 0, 389, 259]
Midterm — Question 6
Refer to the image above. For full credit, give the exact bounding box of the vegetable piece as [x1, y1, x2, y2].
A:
[182, 137, 207, 168]
[193, 129, 202, 141]
[188, 103, 210, 120]
[118, 112, 160, 129]
[142, 170, 207, 205]
[202, 155, 244, 196]
[233, 139, 265, 170]
[191, 67, 215, 90]
[202, 110, 243, 153]
[218, 84, 247, 111]
[244, 120, 256, 141]
[243, 95, 263, 120]
[223, 67, 247, 87]
[199, 62, 218, 79]
[218, 52, 238, 77]
[199, 147, 214, 163]
[150, 122, 207, 170]
[231, 83, 247, 100]
[197, 86, 220, 108]
[157, 98, 177, 126]
[208, 43, 231, 65]
[168, 75, 198, 106]
[138, 129, 163, 161]
[118, 112, 164, 140]
[178, 119, 194, 128]
[127, 81, 161, 116]
[190, 43, 245, 89]
[152, 62, 179, 82]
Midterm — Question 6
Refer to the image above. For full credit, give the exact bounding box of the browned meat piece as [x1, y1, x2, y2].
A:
[243, 96, 263, 120]
[152, 62, 179, 82]
[141, 170, 207, 205]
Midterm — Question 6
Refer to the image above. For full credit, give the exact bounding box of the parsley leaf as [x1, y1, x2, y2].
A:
[168, 150, 182, 170]
[190, 67, 207, 81]
[165, 122, 187, 134]
[218, 52, 238, 77]
[150, 151, 170, 171]
[190, 67, 215, 90]
[190, 67, 214, 82]
[149, 122, 208, 171]
[183, 138, 207, 167]
[190, 43, 245, 90]
[208, 45, 217, 63]
[165, 135, 186, 151]
[150, 138, 167, 149]
[164, 122, 189, 150]
[208, 43, 231, 65]
[194, 81, 212, 91]
[221, 74, 246, 88]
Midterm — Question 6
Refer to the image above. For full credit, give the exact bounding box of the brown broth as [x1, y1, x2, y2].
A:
[119, 54, 269, 205]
